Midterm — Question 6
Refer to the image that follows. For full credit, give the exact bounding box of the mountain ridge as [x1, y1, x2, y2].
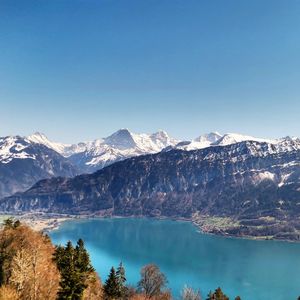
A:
[2, 129, 300, 202]
[0, 136, 78, 198]
[2, 139, 300, 240]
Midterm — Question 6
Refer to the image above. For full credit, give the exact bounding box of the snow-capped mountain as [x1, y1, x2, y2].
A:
[80, 131, 300, 172]
[173, 132, 222, 151]
[67, 129, 179, 172]
[0, 136, 35, 164]
[0, 129, 180, 197]
[2, 129, 300, 199]
[19, 130, 300, 172]
[26, 129, 179, 172]
[0, 135, 77, 199]
[27, 132, 66, 155]
[4, 139, 300, 240]
[213, 133, 274, 146]
[4, 130, 300, 170]
[171, 132, 277, 151]
[27, 132, 86, 157]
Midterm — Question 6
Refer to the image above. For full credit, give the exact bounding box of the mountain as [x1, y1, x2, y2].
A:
[28, 129, 179, 173]
[67, 129, 180, 172]
[3, 129, 300, 204]
[3, 138, 300, 240]
[214, 133, 274, 146]
[25, 130, 287, 171]
[0, 129, 179, 197]
[27, 132, 67, 155]
[172, 132, 222, 151]
[27, 132, 86, 157]
[0, 135, 78, 199]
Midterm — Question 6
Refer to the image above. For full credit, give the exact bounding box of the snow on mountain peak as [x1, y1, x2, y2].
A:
[28, 132, 50, 144]
[2, 129, 299, 174]
[278, 136, 300, 143]
[151, 130, 169, 138]
[214, 133, 273, 146]
[104, 129, 136, 150]
[194, 132, 222, 143]
[173, 132, 222, 151]
[150, 130, 177, 148]
[27, 132, 68, 154]
[0, 136, 34, 163]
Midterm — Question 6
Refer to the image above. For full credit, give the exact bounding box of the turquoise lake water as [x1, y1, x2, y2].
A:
[50, 218, 300, 299]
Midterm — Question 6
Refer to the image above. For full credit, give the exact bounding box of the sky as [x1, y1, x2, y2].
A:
[0, 0, 300, 143]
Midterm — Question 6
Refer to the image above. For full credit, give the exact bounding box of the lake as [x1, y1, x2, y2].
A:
[50, 218, 300, 299]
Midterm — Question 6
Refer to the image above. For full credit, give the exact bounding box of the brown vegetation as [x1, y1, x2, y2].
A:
[129, 292, 171, 300]
[83, 271, 103, 299]
[0, 221, 59, 299]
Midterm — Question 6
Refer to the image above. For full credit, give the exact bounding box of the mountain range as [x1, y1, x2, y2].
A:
[1, 129, 300, 240]
[2, 137, 300, 240]
[0, 129, 299, 200]
[0, 129, 177, 198]
[27, 129, 179, 171]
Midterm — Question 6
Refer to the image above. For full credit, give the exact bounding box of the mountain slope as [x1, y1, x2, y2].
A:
[26, 130, 294, 173]
[214, 133, 273, 146]
[2, 140, 300, 239]
[0, 129, 179, 198]
[2, 130, 300, 200]
[0, 136, 78, 198]
[29, 129, 179, 173]
[172, 132, 222, 151]
[73, 129, 179, 172]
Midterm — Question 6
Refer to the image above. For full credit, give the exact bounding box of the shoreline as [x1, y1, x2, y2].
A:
[2, 212, 299, 243]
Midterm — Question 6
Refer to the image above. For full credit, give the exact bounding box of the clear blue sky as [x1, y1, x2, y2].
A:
[0, 0, 300, 142]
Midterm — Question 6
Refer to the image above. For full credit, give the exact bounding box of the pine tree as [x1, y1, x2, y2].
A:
[104, 267, 120, 299]
[206, 287, 229, 300]
[75, 238, 94, 273]
[116, 262, 126, 297]
[54, 239, 94, 300]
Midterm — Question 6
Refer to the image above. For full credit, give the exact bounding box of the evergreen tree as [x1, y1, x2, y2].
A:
[54, 239, 94, 300]
[104, 267, 120, 299]
[206, 287, 229, 300]
[75, 238, 94, 273]
[116, 262, 126, 297]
